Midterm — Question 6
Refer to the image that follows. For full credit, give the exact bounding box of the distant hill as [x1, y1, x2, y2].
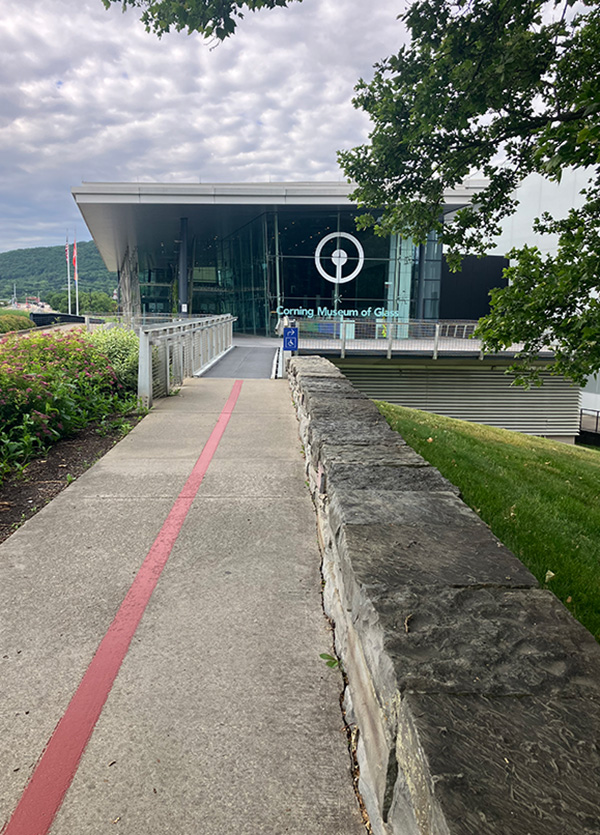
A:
[0, 241, 117, 302]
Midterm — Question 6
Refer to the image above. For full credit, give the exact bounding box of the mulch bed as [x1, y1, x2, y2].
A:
[0, 417, 143, 545]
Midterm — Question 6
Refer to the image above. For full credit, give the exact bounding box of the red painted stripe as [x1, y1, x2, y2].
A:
[2, 380, 243, 835]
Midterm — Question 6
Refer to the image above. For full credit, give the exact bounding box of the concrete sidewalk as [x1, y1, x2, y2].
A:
[0, 378, 364, 834]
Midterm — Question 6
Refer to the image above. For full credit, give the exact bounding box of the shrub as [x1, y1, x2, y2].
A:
[90, 326, 139, 392]
[0, 313, 35, 333]
[0, 329, 137, 483]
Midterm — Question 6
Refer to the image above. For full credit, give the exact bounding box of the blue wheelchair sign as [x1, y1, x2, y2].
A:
[283, 327, 298, 351]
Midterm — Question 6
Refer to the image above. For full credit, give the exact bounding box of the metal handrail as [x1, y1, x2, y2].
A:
[580, 408, 600, 434]
[291, 317, 530, 359]
[137, 315, 237, 407]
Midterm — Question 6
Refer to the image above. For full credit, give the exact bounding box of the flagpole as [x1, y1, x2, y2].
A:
[65, 233, 71, 315]
[73, 232, 79, 316]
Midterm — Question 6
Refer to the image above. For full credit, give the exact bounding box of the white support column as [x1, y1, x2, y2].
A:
[340, 320, 346, 359]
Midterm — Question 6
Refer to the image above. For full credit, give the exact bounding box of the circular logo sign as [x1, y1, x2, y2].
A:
[314, 232, 365, 284]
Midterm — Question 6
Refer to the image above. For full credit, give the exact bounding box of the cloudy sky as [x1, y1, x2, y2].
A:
[0, 0, 406, 252]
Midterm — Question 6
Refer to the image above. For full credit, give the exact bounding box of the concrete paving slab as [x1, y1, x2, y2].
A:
[224, 378, 295, 414]
[150, 380, 230, 414]
[211, 414, 304, 461]
[50, 496, 361, 834]
[0, 373, 364, 834]
[189, 459, 309, 498]
[72, 458, 197, 499]
[0, 496, 176, 824]
[109, 413, 220, 459]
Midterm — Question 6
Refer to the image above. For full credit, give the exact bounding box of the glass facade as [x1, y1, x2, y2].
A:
[138, 207, 442, 334]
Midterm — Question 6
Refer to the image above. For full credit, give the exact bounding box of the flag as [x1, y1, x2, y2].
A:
[72, 237, 78, 283]
[65, 238, 69, 264]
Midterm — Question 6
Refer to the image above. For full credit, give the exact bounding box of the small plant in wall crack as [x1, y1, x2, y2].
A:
[320, 652, 342, 670]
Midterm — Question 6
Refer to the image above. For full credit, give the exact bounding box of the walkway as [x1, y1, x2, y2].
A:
[0, 377, 364, 834]
[203, 335, 278, 380]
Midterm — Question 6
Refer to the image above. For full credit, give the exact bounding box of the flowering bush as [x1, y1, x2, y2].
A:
[89, 326, 139, 392]
[0, 329, 137, 482]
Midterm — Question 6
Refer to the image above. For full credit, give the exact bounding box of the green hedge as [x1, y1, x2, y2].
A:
[0, 313, 35, 333]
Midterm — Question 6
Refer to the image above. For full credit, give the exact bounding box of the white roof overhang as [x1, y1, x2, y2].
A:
[72, 180, 486, 273]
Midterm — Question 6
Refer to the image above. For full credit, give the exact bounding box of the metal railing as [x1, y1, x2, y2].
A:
[580, 408, 600, 434]
[138, 315, 236, 407]
[116, 313, 190, 328]
[286, 317, 529, 360]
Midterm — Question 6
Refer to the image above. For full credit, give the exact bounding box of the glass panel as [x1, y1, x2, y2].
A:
[410, 231, 442, 320]
[141, 207, 443, 332]
[139, 267, 174, 314]
[190, 212, 268, 334]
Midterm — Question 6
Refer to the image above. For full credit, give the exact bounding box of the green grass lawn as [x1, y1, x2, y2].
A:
[376, 402, 600, 642]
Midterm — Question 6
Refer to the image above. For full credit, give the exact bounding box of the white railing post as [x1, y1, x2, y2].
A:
[341, 320, 346, 359]
[177, 340, 184, 385]
[137, 329, 152, 408]
[433, 322, 440, 360]
[387, 324, 394, 359]
[166, 341, 171, 393]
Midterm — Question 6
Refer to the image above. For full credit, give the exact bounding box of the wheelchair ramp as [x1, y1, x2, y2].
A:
[203, 345, 277, 378]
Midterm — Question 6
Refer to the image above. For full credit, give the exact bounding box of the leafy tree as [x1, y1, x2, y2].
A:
[337, 0, 600, 384]
[47, 290, 117, 315]
[101, 0, 299, 38]
[102, 0, 600, 383]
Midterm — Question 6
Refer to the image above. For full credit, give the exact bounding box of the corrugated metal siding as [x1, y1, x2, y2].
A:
[339, 365, 581, 436]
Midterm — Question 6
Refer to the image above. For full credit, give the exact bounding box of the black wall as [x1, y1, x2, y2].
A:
[439, 255, 508, 320]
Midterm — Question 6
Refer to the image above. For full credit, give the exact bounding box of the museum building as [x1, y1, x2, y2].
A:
[72, 181, 507, 332]
[71, 180, 584, 441]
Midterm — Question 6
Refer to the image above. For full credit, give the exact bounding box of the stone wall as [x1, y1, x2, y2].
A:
[288, 355, 600, 835]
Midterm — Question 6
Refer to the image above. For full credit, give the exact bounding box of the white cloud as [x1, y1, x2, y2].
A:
[0, 0, 407, 251]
